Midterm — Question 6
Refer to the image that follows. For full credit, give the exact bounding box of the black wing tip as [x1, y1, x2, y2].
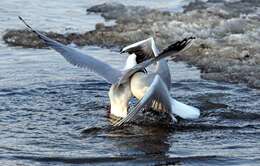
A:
[188, 36, 196, 40]
[18, 16, 34, 31]
[162, 36, 196, 54]
[119, 48, 125, 54]
[18, 16, 44, 40]
[18, 16, 27, 27]
[171, 36, 195, 50]
[18, 16, 23, 21]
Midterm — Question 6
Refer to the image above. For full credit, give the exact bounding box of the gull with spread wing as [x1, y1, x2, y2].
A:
[114, 37, 200, 126]
[18, 17, 195, 121]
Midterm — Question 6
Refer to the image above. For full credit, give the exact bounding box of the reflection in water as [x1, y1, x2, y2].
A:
[110, 126, 171, 155]
[81, 125, 173, 165]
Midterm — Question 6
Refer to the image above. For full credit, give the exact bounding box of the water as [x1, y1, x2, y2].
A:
[0, 0, 260, 165]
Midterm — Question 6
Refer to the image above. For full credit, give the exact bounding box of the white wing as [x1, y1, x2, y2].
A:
[121, 37, 158, 61]
[118, 37, 194, 85]
[19, 17, 122, 84]
[121, 37, 171, 89]
[113, 75, 177, 126]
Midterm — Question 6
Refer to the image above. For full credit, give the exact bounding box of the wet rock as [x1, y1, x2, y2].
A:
[95, 23, 106, 31]
[251, 79, 260, 89]
[2, 1, 260, 89]
[87, 3, 172, 24]
[87, 3, 125, 14]
[3, 27, 134, 49]
[183, 0, 208, 13]
[3, 30, 74, 48]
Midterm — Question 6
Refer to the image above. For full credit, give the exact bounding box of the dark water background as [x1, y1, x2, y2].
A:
[0, 0, 260, 165]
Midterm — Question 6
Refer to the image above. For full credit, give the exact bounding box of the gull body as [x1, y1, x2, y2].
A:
[108, 83, 132, 118]
[109, 54, 137, 117]
[130, 71, 153, 100]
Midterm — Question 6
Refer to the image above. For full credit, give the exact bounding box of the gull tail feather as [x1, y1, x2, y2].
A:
[170, 98, 200, 119]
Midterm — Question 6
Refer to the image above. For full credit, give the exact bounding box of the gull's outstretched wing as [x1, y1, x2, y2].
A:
[121, 37, 195, 60]
[120, 37, 158, 63]
[118, 37, 195, 85]
[19, 16, 121, 84]
[113, 75, 176, 126]
[121, 37, 172, 89]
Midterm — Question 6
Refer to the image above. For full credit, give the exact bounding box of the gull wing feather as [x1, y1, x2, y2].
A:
[19, 16, 121, 84]
[113, 75, 176, 126]
[121, 37, 158, 63]
[121, 37, 172, 88]
[118, 37, 195, 85]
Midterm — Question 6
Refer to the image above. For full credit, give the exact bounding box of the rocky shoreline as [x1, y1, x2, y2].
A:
[2, 0, 260, 88]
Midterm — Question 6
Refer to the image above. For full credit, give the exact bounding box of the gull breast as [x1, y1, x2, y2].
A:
[130, 72, 150, 100]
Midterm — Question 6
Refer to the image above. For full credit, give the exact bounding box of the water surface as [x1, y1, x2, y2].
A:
[0, 0, 260, 165]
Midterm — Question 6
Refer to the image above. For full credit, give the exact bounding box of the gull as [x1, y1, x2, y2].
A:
[114, 37, 200, 126]
[19, 17, 188, 118]
[18, 17, 193, 121]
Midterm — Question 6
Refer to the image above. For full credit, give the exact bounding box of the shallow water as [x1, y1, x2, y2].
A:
[1, 0, 260, 165]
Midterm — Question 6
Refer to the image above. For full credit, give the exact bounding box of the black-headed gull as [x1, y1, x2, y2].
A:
[19, 17, 199, 125]
[114, 37, 200, 126]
